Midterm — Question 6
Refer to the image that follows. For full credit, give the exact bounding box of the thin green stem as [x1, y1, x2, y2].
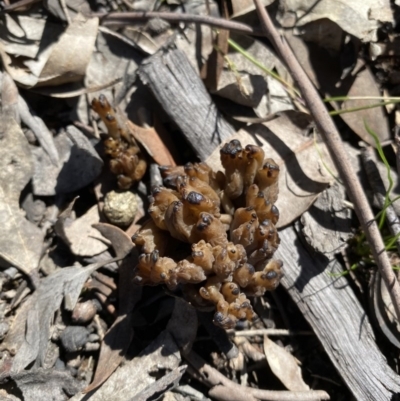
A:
[227, 38, 301, 98]
[374, 194, 400, 222]
[325, 96, 400, 102]
[313, 131, 341, 183]
[329, 100, 400, 116]
[365, 121, 394, 230]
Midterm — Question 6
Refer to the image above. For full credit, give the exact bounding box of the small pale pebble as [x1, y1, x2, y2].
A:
[103, 190, 138, 226]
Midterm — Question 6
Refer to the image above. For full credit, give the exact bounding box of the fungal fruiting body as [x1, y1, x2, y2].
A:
[92, 95, 147, 189]
[133, 140, 283, 329]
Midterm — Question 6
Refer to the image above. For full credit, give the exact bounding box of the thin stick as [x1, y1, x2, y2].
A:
[59, 0, 71, 24]
[93, 11, 264, 36]
[31, 77, 122, 99]
[0, 0, 41, 12]
[228, 329, 314, 337]
[252, 0, 400, 322]
[185, 350, 330, 401]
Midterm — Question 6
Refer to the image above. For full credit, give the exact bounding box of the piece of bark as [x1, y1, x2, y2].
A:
[70, 331, 181, 401]
[276, 225, 400, 401]
[300, 183, 352, 260]
[139, 46, 235, 160]
[129, 365, 186, 401]
[11, 368, 81, 401]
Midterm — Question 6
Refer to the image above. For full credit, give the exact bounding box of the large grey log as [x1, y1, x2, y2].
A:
[138, 46, 235, 160]
[276, 225, 400, 400]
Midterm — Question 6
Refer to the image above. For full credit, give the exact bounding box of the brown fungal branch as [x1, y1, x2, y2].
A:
[133, 140, 283, 329]
[92, 95, 147, 189]
[252, 0, 400, 323]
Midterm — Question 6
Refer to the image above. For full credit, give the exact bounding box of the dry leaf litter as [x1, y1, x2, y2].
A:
[0, 0, 400, 400]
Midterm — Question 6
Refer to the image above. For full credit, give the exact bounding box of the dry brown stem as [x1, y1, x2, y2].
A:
[94, 11, 263, 36]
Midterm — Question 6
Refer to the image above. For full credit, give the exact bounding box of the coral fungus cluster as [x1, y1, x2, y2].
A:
[92, 95, 147, 189]
[133, 140, 283, 328]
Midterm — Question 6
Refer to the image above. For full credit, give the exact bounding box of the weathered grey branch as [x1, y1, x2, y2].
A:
[276, 226, 400, 400]
[138, 47, 235, 160]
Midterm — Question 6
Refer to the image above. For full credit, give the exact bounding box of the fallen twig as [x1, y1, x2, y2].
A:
[185, 350, 330, 401]
[228, 329, 314, 337]
[93, 11, 264, 36]
[252, 0, 400, 322]
[0, 0, 41, 12]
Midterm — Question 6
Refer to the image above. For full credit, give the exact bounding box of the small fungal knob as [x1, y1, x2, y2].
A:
[103, 190, 138, 226]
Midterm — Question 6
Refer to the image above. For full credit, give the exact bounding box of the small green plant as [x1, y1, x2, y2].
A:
[332, 122, 400, 277]
[364, 121, 393, 230]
